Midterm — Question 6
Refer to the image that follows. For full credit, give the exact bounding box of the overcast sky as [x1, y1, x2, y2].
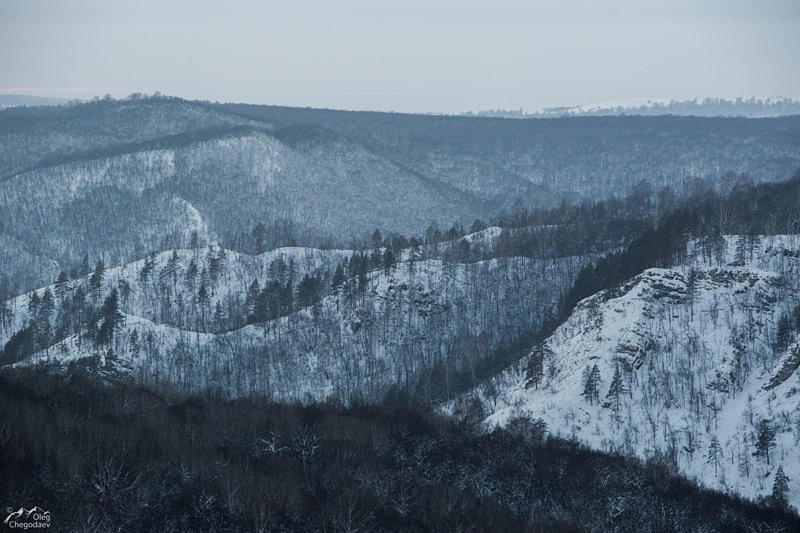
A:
[1, 0, 798, 113]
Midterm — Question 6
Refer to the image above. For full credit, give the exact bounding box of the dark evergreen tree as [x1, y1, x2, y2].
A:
[160, 250, 179, 285]
[246, 279, 260, 315]
[383, 249, 395, 275]
[139, 254, 155, 283]
[775, 313, 793, 353]
[753, 419, 776, 465]
[772, 464, 790, 508]
[27, 291, 40, 316]
[686, 267, 699, 319]
[72, 286, 87, 325]
[94, 288, 124, 346]
[371, 229, 383, 248]
[1, 325, 35, 365]
[252, 222, 266, 254]
[426, 223, 442, 244]
[39, 289, 55, 321]
[186, 258, 198, 289]
[207, 247, 221, 283]
[606, 365, 627, 414]
[524, 346, 545, 390]
[35, 289, 55, 348]
[792, 303, 800, 332]
[581, 364, 601, 405]
[0, 300, 10, 329]
[331, 263, 346, 292]
[706, 435, 723, 477]
[281, 280, 294, 314]
[470, 218, 487, 234]
[297, 274, 319, 309]
[79, 254, 90, 277]
[733, 235, 747, 266]
[55, 271, 69, 300]
[198, 283, 209, 306]
[89, 259, 105, 302]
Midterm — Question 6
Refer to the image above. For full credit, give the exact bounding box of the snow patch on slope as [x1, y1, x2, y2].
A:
[471, 235, 800, 509]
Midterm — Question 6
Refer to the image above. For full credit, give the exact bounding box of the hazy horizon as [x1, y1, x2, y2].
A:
[2, 0, 799, 114]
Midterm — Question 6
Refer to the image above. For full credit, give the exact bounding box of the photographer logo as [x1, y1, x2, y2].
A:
[4, 507, 51, 529]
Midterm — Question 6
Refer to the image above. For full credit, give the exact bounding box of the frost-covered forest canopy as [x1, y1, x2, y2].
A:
[2, 95, 800, 530]
[2, 95, 800, 295]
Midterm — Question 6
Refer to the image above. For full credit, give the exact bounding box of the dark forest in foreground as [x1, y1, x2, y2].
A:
[1, 369, 796, 532]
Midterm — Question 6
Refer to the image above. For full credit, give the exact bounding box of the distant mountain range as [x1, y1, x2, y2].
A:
[2, 95, 799, 295]
[3, 93, 800, 522]
[466, 97, 800, 119]
[0, 94, 71, 107]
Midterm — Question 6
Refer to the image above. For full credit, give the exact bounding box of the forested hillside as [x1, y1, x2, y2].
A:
[3, 96, 799, 296]
[3, 369, 797, 532]
[457, 173, 800, 508]
[2, 96, 800, 527]
[1, 229, 587, 403]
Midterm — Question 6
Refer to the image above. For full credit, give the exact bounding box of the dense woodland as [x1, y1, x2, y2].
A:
[451, 170, 800, 514]
[2, 96, 800, 529]
[3, 96, 800, 295]
[1, 369, 797, 532]
[0, 179, 705, 405]
[560, 170, 800, 323]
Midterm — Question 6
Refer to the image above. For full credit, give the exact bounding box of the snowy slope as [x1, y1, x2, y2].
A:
[2, 230, 588, 404]
[0, 244, 356, 345]
[466, 235, 800, 508]
[9, 255, 583, 402]
[0, 229, 510, 345]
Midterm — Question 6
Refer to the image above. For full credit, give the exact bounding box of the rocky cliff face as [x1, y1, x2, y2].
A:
[464, 235, 800, 508]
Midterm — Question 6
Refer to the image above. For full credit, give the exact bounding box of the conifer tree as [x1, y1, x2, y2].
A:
[581, 364, 601, 404]
[772, 464, 790, 508]
[38, 289, 55, 322]
[371, 229, 383, 248]
[55, 271, 69, 299]
[775, 314, 793, 353]
[686, 267, 698, 319]
[207, 246, 221, 283]
[733, 235, 747, 266]
[186, 258, 198, 288]
[246, 279, 260, 315]
[252, 222, 266, 254]
[79, 254, 90, 277]
[94, 288, 123, 346]
[606, 365, 627, 413]
[793, 304, 800, 332]
[28, 291, 40, 316]
[753, 419, 777, 465]
[160, 250, 179, 285]
[706, 435, 723, 477]
[139, 254, 155, 283]
[383, 249, 395, 275]
[35, 289, 55, 349]
[89, 259, 105, 302]
[525, 346, 545, 390]
[331, 263, 346, 292]
[470, 218, 487, 233]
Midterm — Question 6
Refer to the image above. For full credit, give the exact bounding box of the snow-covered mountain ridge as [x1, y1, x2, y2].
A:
[5, 97, 800, 296]
[1, 231, 588, 403]
[461, 235, 800, 508]
[470, 97, 800, 118]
